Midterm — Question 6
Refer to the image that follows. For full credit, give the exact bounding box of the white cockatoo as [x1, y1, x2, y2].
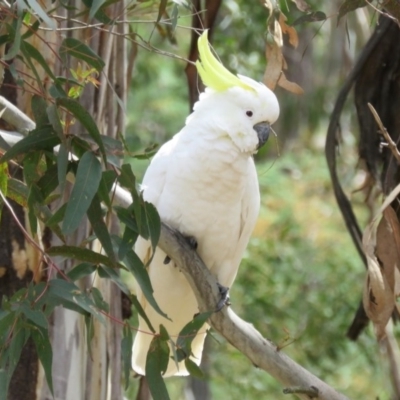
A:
[132, 30, 279, 377]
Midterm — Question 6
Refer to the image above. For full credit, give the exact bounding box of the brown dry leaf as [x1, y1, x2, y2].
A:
[263, 38, 283, 91]
[376, 206, 400, 289]
[279, 12, 299, 48]
[277, 72, 304, 95]
[291, 0, 311, 12]
[363, 253, 395, 340]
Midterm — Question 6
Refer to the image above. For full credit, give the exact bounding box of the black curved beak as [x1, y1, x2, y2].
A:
[253, 122, 271, 149]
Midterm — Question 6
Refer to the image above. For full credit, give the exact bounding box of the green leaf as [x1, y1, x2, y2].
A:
[4, 15, 22, 60]
[26, 0, 57, 29]
[21, 304, 48, 329]
[87, 194, 116, 262]
[62, 151, 102, 235]
[144, 201, 161, 251]
[123, 248, 167, 320]
[37, 164, 59, 200]
[121, 324, 133, 389]
[118, 226, 138, 260]
[56, 144, 69, 195]
[131, 294, 155, 333]
[0, 127, 60, 164]
[118, 163, 137, 192]
[7, 327, 29, 382]
[184, 358, 204, 379]
[98, 170, 117, 210]
[91, 287, 109, 313]
[46, 104, 64, 141]
[0, 369, 7, 400]
[31, 327, 54, 394]
[146, 335, 170, 400]
[176, 312, 211, 360]
[89, 0, 107, 19]
[67, 263, 97, 281]
[47, 279, 105, 323]
[48, 245, 115, 268]
[59, 38, 105, 72]
[57, 98, 106, 163]
[22, 43, 56, 81]
[98, 266, 130, 294]
[0, 163, 8, 220]
[7, 178, 28, 207]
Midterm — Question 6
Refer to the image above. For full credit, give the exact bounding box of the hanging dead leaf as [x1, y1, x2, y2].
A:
[376, 205, 400, 287]
[263, 37, 283, 91]
[363, 254, 395, 340]
[291, 0, 311, 12]
[277, 72, 304, 95]
[279, 13, 299, 48]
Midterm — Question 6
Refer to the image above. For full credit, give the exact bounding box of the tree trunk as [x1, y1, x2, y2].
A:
[0, 2, 133, 399]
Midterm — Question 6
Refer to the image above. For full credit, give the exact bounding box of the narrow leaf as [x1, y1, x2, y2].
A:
[89, 0, 107, 19]
[48, 245, 114, 268]
[121, 324, 133, 389]
[87, 194, 116, 262]
[122, 243, 168, 320]
[131, 294, 155, 333]
[31, 327, 54, 394]
[57, 98, 106, 163]
[62, 151, 102, 235]
[177, 312, 211, 358]
[59, 38, 105, 72]
[0, 127, 60, 164]
[67, 263, 97, 281]
[22, 42, 56, 80]
[26, 0, 57, 29]
[146, 336, 171, 400]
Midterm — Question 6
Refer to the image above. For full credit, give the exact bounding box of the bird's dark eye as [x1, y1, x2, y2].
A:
[246, 111, 253, 117]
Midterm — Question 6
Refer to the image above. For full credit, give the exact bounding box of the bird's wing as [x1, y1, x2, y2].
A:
[132, 136, 207, 377]
[225, 158, 260, 287]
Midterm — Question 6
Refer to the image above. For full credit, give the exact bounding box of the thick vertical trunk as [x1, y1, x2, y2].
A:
[0, 2, 132, 399]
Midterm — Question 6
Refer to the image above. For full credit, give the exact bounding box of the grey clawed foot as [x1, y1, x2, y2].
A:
[216, 283, 231, 311]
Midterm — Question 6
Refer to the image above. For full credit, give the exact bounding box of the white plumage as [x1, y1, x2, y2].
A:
[132, 32, 279, 377]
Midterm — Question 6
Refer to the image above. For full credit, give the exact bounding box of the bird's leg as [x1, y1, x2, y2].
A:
[216, 283, 231, 311]
[164, 235, 198, 264]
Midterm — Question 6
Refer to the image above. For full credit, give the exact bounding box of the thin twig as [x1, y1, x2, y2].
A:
[367, 102, 400, 164]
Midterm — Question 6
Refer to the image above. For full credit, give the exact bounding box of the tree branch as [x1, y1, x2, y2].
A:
[0, 106, 349, 400]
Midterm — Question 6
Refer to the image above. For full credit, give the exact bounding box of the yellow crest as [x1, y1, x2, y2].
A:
[196, 30, 254, 92]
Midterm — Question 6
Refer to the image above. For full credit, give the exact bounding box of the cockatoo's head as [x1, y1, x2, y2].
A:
[190, 30, 279, 154]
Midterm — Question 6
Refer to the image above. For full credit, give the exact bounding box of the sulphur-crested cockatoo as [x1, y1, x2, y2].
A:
[132, 30, 279, 377]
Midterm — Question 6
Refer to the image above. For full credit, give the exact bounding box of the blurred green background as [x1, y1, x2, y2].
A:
[124, 1, 393, 398]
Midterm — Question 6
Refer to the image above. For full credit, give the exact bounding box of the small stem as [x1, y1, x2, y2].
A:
[367, 102, 400, 164]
